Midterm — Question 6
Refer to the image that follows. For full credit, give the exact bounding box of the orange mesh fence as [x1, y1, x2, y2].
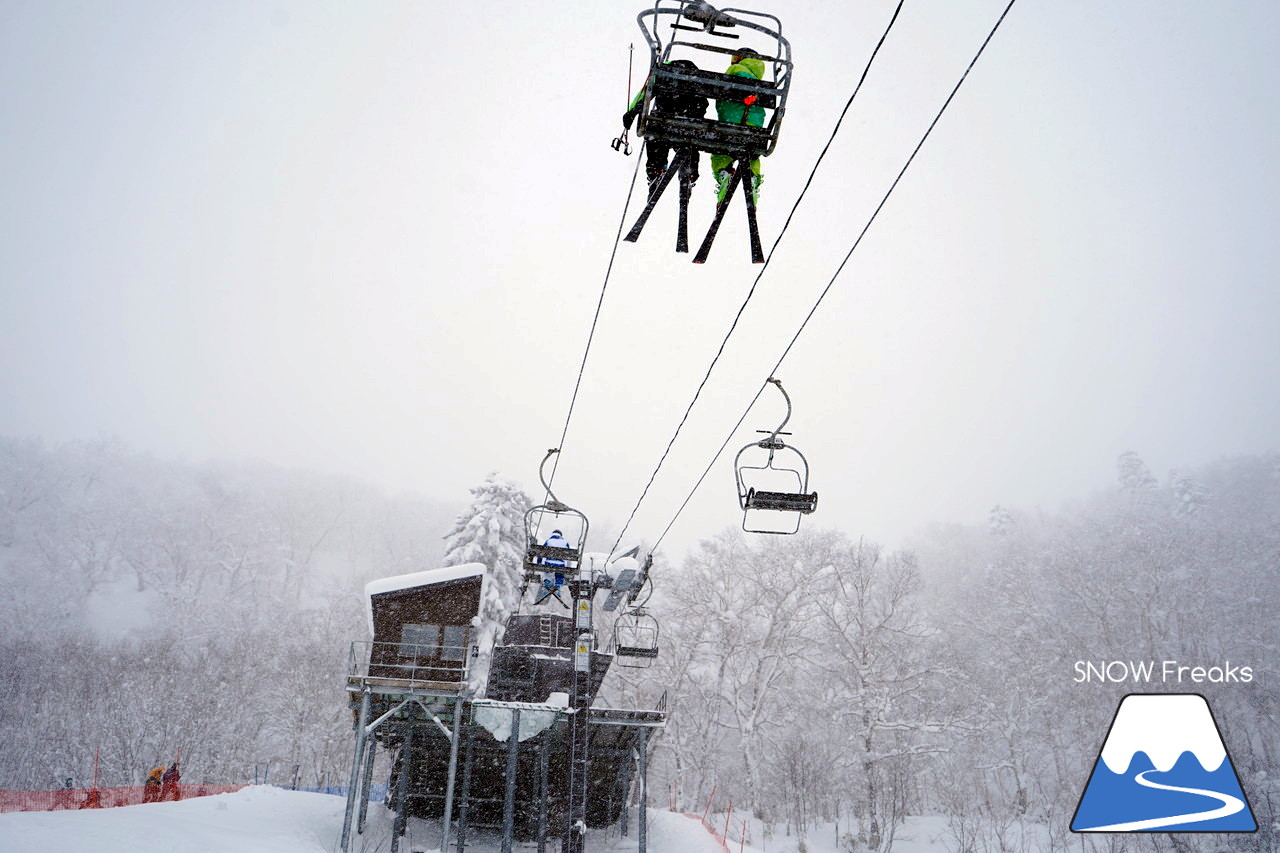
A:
[682, 812, 733, 853]
[0, 784, 246, 813]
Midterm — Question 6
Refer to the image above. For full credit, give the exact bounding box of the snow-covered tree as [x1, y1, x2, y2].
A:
[813, 542, 964, 852]
[1169, 468, 1210, 519]
[988, 504, 1015, 536]
[441, 472, 532, 694]
[1117, 450, 1157, 493]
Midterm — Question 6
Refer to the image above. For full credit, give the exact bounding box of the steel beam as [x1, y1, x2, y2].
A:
[638, 727, 649, 853]
[340, 688, 371, 852]
[501, 709, 521, 853]
[538, 732, 550, 853]
[357, 736, 377, 834]
[390, 728, 414, 853]
[455, 710, 476, 853]
[440, 697, 463, 851]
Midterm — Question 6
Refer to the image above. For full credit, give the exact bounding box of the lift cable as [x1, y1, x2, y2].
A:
[607, 0, 907, 558]
[649, 0, 1021, 553]
[540, 140, 649, 504]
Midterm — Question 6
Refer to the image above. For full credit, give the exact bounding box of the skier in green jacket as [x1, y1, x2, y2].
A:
[711, 47, 767, 205]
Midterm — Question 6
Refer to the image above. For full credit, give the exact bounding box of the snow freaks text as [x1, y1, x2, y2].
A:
[1073, 661, 1254, 684]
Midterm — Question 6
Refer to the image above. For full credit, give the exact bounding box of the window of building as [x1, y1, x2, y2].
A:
[441, 625, 469, 661]
[400, 623, 441, 658]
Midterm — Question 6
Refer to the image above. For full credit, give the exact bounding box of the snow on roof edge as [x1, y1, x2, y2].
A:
[365, 563, 486, 598]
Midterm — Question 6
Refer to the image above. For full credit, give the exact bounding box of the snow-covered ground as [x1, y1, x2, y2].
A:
[0, 786, 959, 852]
[0, 786, 720, 853]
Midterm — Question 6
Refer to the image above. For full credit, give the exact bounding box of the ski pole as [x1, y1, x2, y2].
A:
[612, 43, 634, 155]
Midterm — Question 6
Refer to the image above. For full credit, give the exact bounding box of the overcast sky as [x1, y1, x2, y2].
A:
[2, 0, 1277, 561]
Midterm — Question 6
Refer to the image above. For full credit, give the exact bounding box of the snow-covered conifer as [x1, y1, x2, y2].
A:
[988, 504, 1015, 536]
[441, 472, 532, 695]
[1169, 468, 1210, 519]
[1117, 450, 1157, 493]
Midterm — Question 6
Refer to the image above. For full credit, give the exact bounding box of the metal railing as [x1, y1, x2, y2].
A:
[347, 641, 473, 686]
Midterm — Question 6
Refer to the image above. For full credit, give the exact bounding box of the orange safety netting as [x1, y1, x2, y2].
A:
[682, 813, 733, 853]
[0, 784, 246, 813]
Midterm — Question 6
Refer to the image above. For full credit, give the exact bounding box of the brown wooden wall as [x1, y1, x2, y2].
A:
[368, 575, 484, 682]
[370, 575, 483, 645]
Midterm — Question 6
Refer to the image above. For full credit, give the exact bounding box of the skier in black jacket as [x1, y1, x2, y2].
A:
[621, 59, 708, 196]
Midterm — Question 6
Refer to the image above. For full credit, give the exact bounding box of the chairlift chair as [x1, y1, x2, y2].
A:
[523, 449, 590, 606]
[734, 378, 817, 534]
[613, 607, 660, 667]
[624, 1, 794, 263]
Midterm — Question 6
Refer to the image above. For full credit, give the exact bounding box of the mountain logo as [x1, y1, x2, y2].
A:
[1072, 693, 1256, 832]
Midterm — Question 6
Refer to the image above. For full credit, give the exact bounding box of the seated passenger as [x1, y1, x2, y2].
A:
[540, 529, 571, 568]
[622, 59, 708, 197]
[711, 47, 766, 205]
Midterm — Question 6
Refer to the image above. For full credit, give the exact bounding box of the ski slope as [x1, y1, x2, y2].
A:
[0, 786, 725, 853]
[0, 785, 962, 852]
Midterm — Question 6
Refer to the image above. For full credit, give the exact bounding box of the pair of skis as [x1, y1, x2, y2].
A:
[623, 150, 764, 264]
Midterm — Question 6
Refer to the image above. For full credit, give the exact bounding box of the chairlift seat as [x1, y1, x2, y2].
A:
[745, 487, 817, 514]
[615, 645, 660, 659]
[642, 115, 774, 157]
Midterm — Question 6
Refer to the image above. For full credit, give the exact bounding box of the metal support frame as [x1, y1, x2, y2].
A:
[391, 728, 415, 853]
[455, 709, 476, 853]
[538, 733, 551, 853]
[440, 696, 464, 851]
[639, 727, 649, 853]
[563, 576, 594, 853]
[340, 688, 464, 853]
[357, 736, 377, 834]
[340, 689, 371, 852]
[501, 709, 522, 853]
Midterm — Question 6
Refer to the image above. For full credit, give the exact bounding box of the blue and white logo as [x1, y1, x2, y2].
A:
[1072, 693, 1256, 832]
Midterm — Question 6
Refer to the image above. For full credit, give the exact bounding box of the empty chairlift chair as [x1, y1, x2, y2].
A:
[734, 378, 818, 534]
[612, 607, 660, 667]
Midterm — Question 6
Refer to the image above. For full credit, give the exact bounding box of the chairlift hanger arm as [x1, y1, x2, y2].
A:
[761, 378, 791, 447]
[538, 447, 568, 510]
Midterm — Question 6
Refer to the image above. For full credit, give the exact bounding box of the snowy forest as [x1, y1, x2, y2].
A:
[2, 436, 1277, 852]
